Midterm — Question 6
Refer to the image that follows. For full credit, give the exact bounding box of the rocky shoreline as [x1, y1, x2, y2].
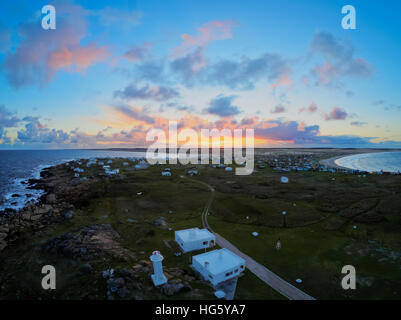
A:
[0, 161, 99, 253]
[0, 159, 206, 300]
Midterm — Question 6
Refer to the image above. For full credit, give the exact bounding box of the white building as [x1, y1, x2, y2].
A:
[192, 248, 246, 286]
[175, 228, 215, 253]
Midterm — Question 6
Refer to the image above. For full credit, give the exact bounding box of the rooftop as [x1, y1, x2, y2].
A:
[193, 248, 245, 274]
[175, 228, 214, 242]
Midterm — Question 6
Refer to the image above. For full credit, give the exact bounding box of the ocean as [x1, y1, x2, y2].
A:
[335, 151, 401, 173]
[0, 149, 146, 212]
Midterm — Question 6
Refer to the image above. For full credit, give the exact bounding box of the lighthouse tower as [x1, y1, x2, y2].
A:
[150, 250, 167, 286]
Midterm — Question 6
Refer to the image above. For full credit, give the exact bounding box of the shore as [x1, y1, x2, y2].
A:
[319, 155, 355, 170]
[318, 149, 397, 171]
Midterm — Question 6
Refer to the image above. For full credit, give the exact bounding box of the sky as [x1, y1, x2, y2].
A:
[0, 0, 400, 149]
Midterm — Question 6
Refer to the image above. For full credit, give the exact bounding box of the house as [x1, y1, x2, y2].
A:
[191, 248, 246, 286]
[280, 176, 289, 183]
[105, 168, 119, 176]
[135, 160, 149, 170]
[175, 228, 215, 253]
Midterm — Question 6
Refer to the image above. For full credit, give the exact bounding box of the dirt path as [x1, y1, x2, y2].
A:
[193, 177, 316, 300]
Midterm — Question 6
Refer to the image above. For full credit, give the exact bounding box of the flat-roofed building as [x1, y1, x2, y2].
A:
[174, 228, 215, 253]
[192, 248, 246, 286]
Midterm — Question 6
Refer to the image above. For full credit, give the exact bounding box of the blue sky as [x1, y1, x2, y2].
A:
[0, 0, 400, 149]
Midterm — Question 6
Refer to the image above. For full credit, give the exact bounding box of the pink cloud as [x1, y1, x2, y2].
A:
[269, 72, 292, 89]
[300, 102, 318, 113]
[323, 107, 348, 120]
[2, 3, 109, 88]
[271, 105, 287, 113]
[49, 43, 109, 73]
[172, 20, 236, 57]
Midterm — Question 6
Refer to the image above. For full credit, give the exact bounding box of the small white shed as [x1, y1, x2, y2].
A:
[175, 228, 215, 253]
[192, 248, 246, 286]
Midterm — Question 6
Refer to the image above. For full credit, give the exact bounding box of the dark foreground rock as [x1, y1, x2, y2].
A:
[43, 224, 136, 261]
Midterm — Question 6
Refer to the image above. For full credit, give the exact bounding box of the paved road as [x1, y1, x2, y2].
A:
[196, 179, 315, 300]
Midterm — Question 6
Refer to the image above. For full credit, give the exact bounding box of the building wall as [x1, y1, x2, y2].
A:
[192, 259, 245, 286]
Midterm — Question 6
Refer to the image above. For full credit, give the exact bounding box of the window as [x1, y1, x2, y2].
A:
[209, 274, 213, 279]
[203, 241, 208, 245]
[240, 265, 244, 269]
[225, 272, 233, 277]
[234, 269, 238, 273]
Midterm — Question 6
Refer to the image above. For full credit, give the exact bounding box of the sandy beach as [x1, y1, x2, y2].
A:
[319, 155, 351, 170]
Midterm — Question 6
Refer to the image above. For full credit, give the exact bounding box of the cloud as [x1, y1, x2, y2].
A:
[205, 94, 241, 117]
[162, 103, 193, 112]
[0, 105, 20, 128]
[204, 53, 291, 90]
[170, 47, 207, 83]
[109, 104, 156, 124]
[323, 107, 348, 120]
[17, 117, 70, 144]
[310, 31, 373, 86]
[123, 42, 152, 62]
[372, 99, 401, 111]
[299, 102, 318, 113]
[0, 24, 11, 52]
[3, 106, 394, 149]
[48, 44, 109, 73]
[172, 20, 236, 57]
[271, 105, 287, 113]
[114, 83, 179, 101]
[134, 49, 291, 90]
[2, 3, 110, 88]
[350, 121, 367, 127]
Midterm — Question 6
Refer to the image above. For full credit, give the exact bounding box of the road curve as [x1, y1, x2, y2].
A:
[196, 179, 316, 300]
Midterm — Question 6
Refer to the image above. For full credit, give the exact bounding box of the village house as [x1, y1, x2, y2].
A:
[175, 228, 215, 253]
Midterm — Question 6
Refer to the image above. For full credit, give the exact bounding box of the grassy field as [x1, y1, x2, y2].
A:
[1, 158, 400, 299]
[197, 165, 401, 299]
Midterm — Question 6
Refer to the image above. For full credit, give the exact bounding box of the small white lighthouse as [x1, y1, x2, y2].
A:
[150, 250, 167, 287]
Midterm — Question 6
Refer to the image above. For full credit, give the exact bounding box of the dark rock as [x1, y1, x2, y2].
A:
[46, 194, 57, 204]
[80, 263, 93, 273]
[117, 287, 126, 298]
[160, 282, 185, 296]
[153, 217, 167, 228]
[63, 210, 74, 220]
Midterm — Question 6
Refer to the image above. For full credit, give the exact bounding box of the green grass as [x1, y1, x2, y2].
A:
[1, 158, 401, 300]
